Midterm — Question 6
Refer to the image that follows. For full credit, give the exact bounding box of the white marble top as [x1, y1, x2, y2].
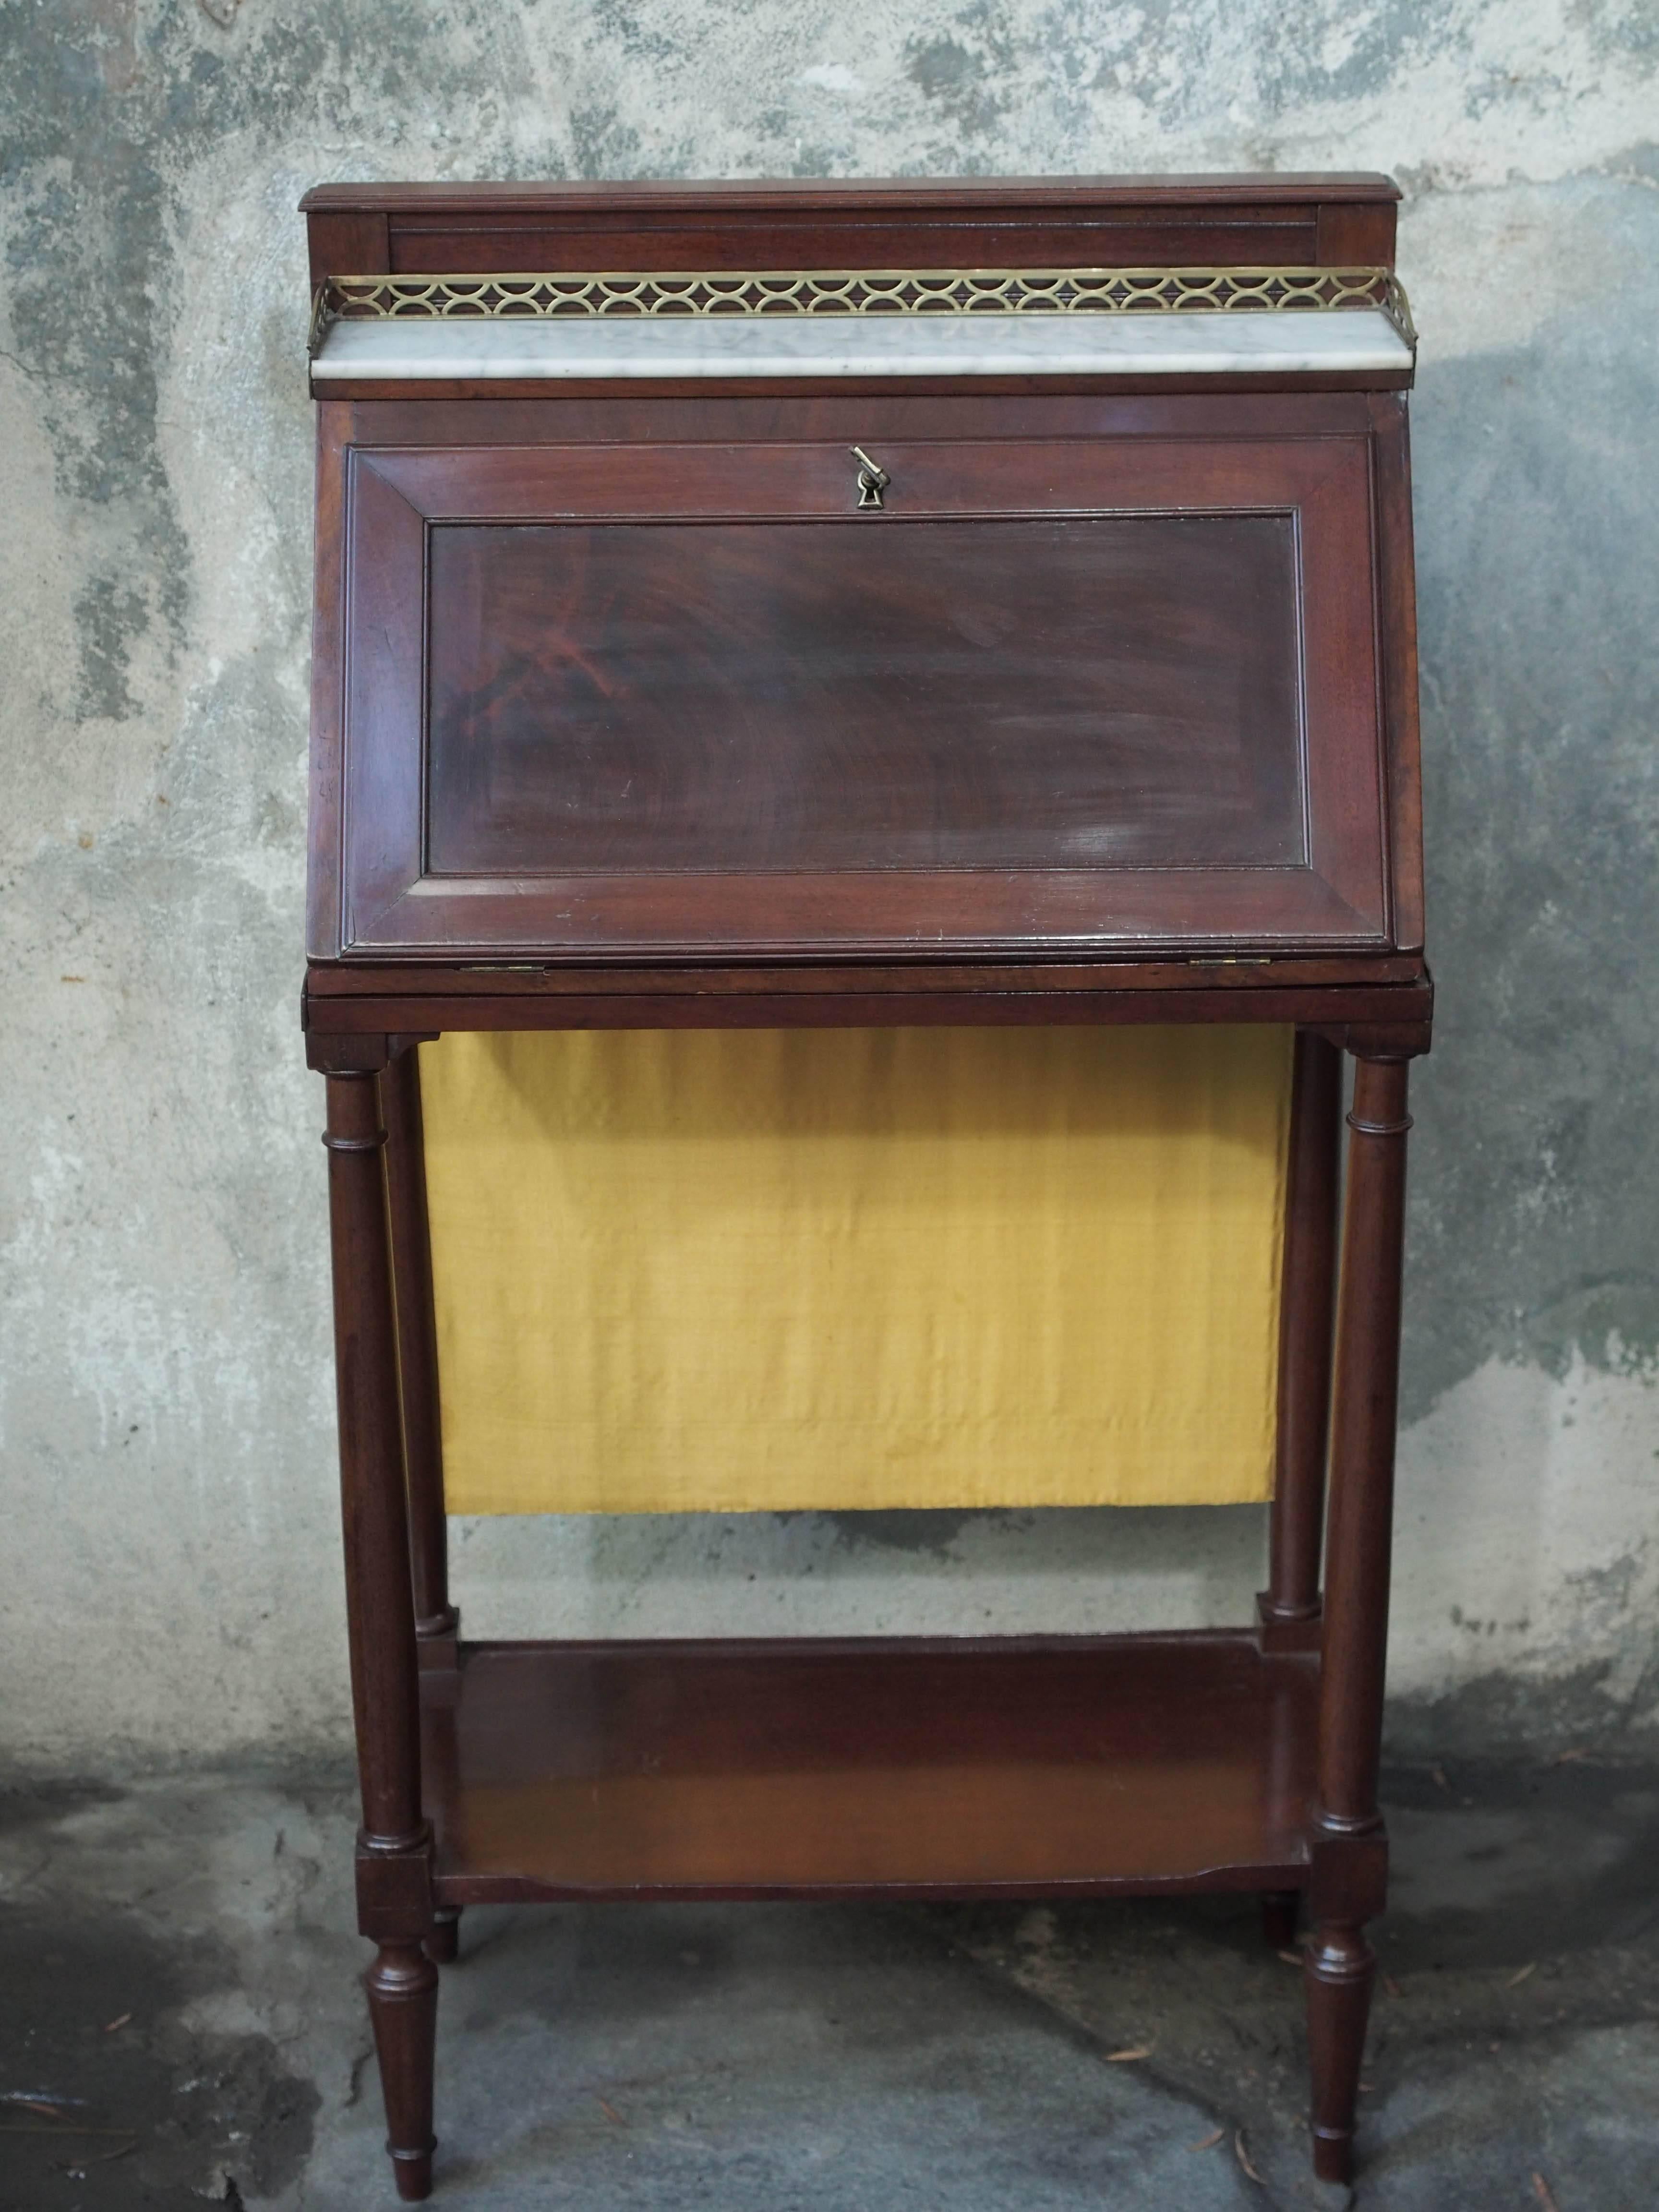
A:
[312, 307, 1413, 382]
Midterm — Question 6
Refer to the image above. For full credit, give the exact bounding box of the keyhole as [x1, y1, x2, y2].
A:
[851, 446, 890, 510]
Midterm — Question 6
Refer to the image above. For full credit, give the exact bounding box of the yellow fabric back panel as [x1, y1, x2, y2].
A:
[420, 1025, 1292, 1515]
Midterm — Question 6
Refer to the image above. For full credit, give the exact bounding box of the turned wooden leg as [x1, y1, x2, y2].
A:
[1262, 1031, 1342, 1632]
[368, 1941, 439, 2200]
[426, 1908, 461, 1965]
[381, 1045, 457, 1646]
[1306, 1923, 1376, 2181]
[1305, 1054, 1412, 2186]
[323, 1055, 438, 2199]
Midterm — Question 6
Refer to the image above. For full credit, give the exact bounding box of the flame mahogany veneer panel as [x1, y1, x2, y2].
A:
[425, 512, 1304, 877]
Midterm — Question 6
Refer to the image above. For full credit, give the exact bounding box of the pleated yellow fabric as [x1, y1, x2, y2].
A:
[420, 1025, 1292, 1515]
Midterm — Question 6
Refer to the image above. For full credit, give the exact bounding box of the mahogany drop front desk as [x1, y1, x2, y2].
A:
[300, 175, 1430, 2197]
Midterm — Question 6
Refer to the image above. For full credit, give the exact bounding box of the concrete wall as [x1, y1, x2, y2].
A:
[2, 0, 1655, 1771]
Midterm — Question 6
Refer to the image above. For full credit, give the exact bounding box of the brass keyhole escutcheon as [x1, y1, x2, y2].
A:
[851, 446, 890, 510]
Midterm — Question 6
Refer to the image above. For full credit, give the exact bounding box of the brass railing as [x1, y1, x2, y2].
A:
[308, 265, 1415, 355]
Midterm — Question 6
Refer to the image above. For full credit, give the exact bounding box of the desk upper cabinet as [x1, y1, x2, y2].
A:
[301, 175, 1430, 2204]
[304, 177, 1422, 990]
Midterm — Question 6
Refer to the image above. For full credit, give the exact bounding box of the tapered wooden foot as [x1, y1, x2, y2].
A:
[426, 1907, 461, 1965]
[1261, 1889, 1300, 1950]
[1304, 1923, 1375, 2183]
[367, 1941, 438, 2200]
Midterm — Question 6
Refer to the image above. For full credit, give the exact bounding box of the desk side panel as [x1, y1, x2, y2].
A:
[307, 407, 348, 962]
[1371, 394, 1425, 953]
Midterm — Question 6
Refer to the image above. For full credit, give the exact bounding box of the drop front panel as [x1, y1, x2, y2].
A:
[326, 420, 1389, 958]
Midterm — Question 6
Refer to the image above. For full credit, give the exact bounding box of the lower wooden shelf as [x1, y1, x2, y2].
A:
[421, 1632, 1317, 1904]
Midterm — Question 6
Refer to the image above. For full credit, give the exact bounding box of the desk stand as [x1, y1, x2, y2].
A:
[300, 174, 1430, 2197]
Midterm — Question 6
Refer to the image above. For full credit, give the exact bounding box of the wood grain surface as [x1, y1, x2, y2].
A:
[421, 1634, 1318, 1900]
[301, 172, 1399, 279]
[326, 421, 1386, 959]
[426, 511, 1303, 877]
[302, 175, 1427, 2200]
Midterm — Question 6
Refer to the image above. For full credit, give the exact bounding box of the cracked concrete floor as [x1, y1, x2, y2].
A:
[2, 1761, 1658, 2210]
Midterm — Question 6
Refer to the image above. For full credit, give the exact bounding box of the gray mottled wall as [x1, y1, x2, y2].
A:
[1, 1, 1655, 1769]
